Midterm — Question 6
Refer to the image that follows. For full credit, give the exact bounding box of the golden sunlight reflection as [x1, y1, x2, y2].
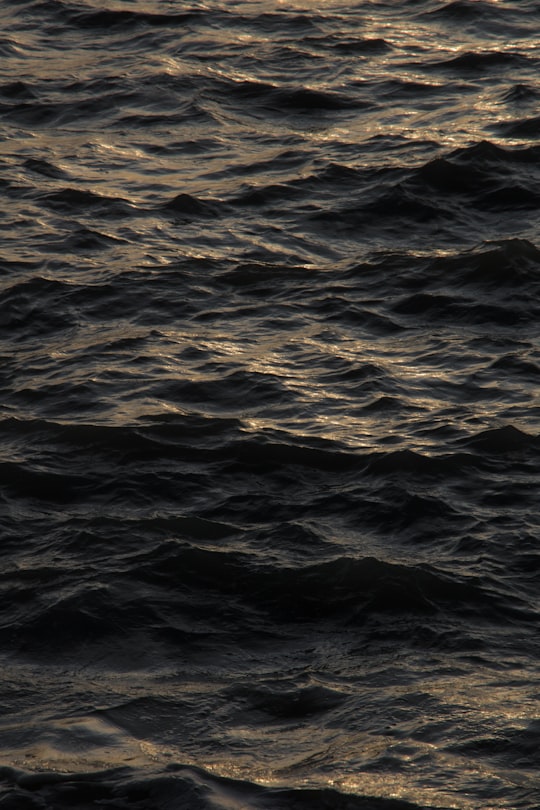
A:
[224, 330, 476, 451]
[9, 663, 532, 810]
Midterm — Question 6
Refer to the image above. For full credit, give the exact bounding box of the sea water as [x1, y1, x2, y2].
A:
[0, 1, 539, 808]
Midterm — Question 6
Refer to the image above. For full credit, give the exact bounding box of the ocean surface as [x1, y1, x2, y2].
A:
[1, 1, 539, 808]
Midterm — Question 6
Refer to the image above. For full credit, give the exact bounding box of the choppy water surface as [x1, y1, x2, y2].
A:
[1, 1, 539, 808]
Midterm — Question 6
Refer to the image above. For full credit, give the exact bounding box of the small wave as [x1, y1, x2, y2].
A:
[230, 437, 362, 472]
[361, 238, 540, 329]
[231, 181, 300, 208]
[366, 448, 478, 478]
[217, 262, 317, 289]
[0, 276, 77, 337]
[500, 83, 540, 104]
[492, 114, 540, 139]
[0, 763, 448, 810]
[42, 187, 137, 217]
[162, 192, 222, 219]
[55, 4, 201, 31]
[272, 86, 359, 112]
[424, 0, 500, 21]
[136, 547, 516, 623]
[400, 142, 539, 218]
[209, 76, 360, 114]
[376, 78, 450, 99]
[453, 238, 540, 287]
[449, 719, 540, 770]
[0, 38, 22, 57]
[234, 10, 324, 36]
[391, 291, 522, 327]
[331, 37, 392, 55]
[487, 353, 539, 383]
[0, 414, 242, 456]
[23, 157, 70, 179]
[451, 139, 540, 165]
[224, 683, 345, 721]
[7, 537, 516, 656]
[411, 156, 486, 194]
[0, 80, 36, 99]
[309, 187, 444, 232]
[58, 225, 127, 252]
[430, 50, 530, 72]
[461, 425, 538, 454]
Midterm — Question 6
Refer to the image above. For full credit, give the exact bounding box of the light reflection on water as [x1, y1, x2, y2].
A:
[1, 1, 539, 808]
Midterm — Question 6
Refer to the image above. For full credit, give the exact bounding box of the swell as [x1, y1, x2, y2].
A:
[1, 407, 538, 666]
[2, 412, 538, 487]
[0, 764, 452, 810]
[303, 142, 539, 243]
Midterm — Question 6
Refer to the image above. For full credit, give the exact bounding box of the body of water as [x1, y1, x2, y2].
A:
[1, 1, 539, 808]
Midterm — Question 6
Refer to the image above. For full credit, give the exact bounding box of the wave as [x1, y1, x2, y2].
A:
[69, 8, 200, 30]
[430, 51, 532, 73]
[5, 539, 533, 663]
[460, 425, 538, 454]
[423, 0, 497, 20]
[41, 187, 137, 216]
[208, 76, 363, 115]
[0, 80, 36, 99]
[500, 83, 540, 104]
[493, 114, 540, 139]
[162, 192, 223, 219]
[0, 763, 452, 810]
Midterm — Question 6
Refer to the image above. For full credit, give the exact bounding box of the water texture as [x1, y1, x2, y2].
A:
[1, 1, 539, 808]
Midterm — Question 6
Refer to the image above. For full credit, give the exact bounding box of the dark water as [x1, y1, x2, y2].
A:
[1, 1, 539, 808]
